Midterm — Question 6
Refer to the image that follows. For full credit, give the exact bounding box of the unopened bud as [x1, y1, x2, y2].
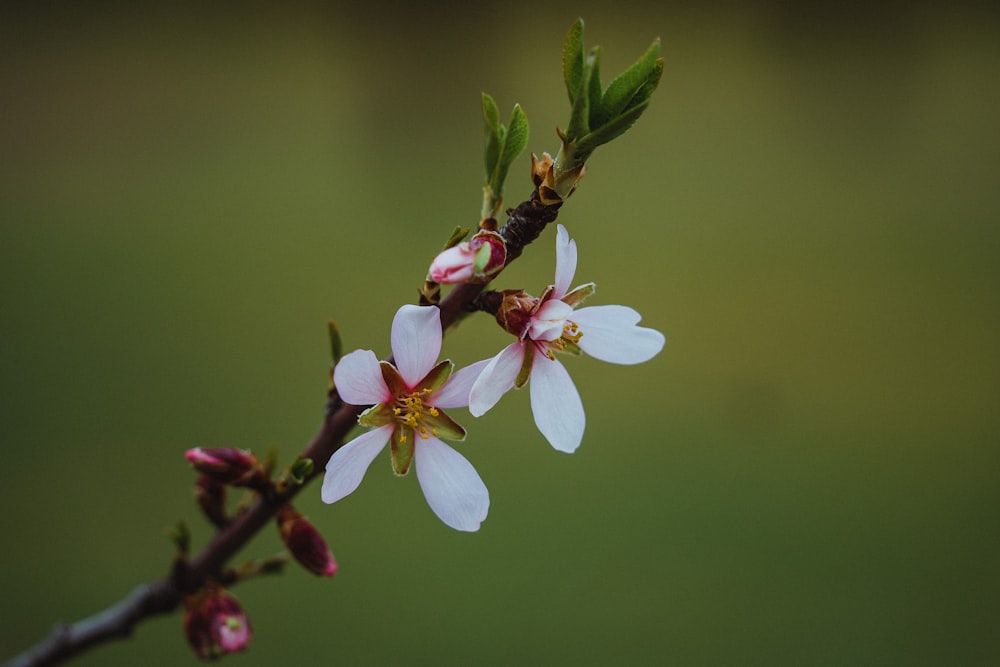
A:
[185, 447, 266, 488]
[428, 231, 506, 284]
[277, 505, 338, 577]
[183, 585, 252, 660]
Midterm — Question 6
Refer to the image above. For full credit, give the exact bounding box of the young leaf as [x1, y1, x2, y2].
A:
[562, 19, 585, 105]
[601, 38, 662, 122]
[497, 103, 529, 181]
[586, 46, 605, 131]
[482, 93, 502, 178]
[564, 47, 596, 143]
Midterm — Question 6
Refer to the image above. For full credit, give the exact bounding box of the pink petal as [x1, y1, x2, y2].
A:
[414, 436, 489, 531]
[571, 305, 666, 364]
[431, 358, 491, 409]
[468, 342, 526, 417]
[333, 349, 391, 405]
[391, 305, 443, 387]
[529, 354, 585, 453]
[321, 424, 393, 504]
[428, 244, 476, 284]
[553, 223, 578, 300]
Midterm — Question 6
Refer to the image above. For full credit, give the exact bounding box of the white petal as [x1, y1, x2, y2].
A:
[553, 223, 578, 299]
[468, 342, 525, 417]
[431, 358, 491, 409]
[333, 349, 391, 405]
[528, 299, 573, 341]
[529, 355, 585, 453]
[414, 436, 489, 531]
[321, 424, 393, 504]
[391, 305, 443, 387]
[571, 305, 666, 365]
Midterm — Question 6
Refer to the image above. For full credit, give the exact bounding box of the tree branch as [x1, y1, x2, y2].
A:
[5, 189, 562, 667]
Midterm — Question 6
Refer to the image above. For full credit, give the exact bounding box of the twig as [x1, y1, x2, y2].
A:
[6, 190, 562, 667]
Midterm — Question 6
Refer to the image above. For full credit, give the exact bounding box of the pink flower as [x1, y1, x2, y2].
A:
[322, 304, 490, 532]
[469, 224, 665, 453]
[428, 231, 506, 284]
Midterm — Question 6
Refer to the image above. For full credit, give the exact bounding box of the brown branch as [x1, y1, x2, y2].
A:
[5, 188, 562, 667]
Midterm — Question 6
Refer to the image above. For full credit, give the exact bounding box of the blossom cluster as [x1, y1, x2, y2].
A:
[323, 224, 664, 531]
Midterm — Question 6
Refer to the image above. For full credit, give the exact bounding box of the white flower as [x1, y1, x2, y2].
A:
[469, 224, 665, 453]
[321, 304, 490, 531]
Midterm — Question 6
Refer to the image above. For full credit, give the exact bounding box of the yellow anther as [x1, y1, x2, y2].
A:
[562, 320, 583, 344]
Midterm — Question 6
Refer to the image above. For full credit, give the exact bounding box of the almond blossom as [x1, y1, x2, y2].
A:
[469, 224, 665, 453]
[322, 304, 490, 532]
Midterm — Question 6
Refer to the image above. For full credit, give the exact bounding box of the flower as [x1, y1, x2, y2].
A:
[183, 585, 252, 660]
[428, 231, 506, 284]
[322, 304, 490, 532]
[277, 505, 338, 577]
[469, 224, 665, 453]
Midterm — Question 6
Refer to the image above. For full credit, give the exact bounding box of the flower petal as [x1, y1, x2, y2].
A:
[431, 358, 491, 408]
[553, 223, 578, 300]
[333, 350, 391, 405]
[321, 424, 393, 504]
[428, 243, 476, 284]
[414, 436, 489, 531]
[391, 305, 443, 387]
[571, 305, 666, 365]
[468, 342, 526, 417]
[529, 355, 585, 453]
[528, 299, 573, 341]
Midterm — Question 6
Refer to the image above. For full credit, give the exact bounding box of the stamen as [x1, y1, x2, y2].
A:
[562, 320, 583, 344]
[393, 390, 440, 434]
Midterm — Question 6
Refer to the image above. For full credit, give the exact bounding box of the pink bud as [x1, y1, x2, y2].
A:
[429, 244, 477, 283]
[428, 232, 506, 284]
[185, 447, 264, 487]
[183, 586, 252, 660]
[277, 505, 338, 577]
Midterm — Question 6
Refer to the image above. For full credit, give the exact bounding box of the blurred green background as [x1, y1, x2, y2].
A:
[2, 2, 999, 665]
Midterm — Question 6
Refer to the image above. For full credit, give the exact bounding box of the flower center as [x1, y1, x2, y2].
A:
[539, 320, 584, 359]
[392, 389, 439, 442]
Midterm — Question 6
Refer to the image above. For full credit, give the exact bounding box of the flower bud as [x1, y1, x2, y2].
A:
[277, 505, 338, 577]
[428, 232, 506, 284]
[185, 447, 265, 487]
[183, 585, 252, 660]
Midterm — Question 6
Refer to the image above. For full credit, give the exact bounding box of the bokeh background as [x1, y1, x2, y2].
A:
[3, 2, 999, 665]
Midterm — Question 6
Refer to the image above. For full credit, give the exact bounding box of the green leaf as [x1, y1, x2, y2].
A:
[586, 46, 604, 131]
[562, 19, 584, 105]
[492, 103, 529, 193]
[575, 98, 652, 157]
[482, 92, 502, 178]
[564, 47, 597, 142]
[601, 38, 662, 121]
